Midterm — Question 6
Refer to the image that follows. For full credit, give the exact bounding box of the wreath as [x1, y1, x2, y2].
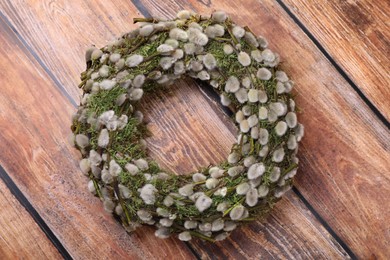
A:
[71, 10, 304, 242]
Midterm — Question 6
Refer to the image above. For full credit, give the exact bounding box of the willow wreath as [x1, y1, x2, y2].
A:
[70, 10, 304, 242]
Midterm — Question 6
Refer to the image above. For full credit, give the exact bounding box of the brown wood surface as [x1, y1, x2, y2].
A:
[0, 14, 195, 260]
[0, 13, 348, 258]
[142, 82, 349, 259]
[0, 179, 61, 259]
[283, 0, 390, 121]
[126, 0, 390, 258]
[0, 0, 389, 259]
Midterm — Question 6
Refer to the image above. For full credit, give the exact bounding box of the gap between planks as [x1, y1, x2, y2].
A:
[130, 0, 357, 257]
[0, 1, 353, 258]
[0, 165, 72, 259]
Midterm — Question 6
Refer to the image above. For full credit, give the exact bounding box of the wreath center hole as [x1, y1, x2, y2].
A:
[140, 78, 237, 175]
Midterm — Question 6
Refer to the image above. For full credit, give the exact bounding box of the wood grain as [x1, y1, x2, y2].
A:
[0, 14, 195, 260]
[0, 0, 351, 258]
[136, 77, 350, 259]
[140, 79, 236, 174]
[0, 0, 389, 258]
[0, 0, 144, 101]
[282, 0, 390, 121]
[190, 193, 349, 259]
[133, 0, 390, 258]
[0, 179, 62, 259]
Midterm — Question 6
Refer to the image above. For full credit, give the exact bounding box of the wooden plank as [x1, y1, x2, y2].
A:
[0, 178, 62, 259]
[0, 15, 195, 260]
[0, 1, 349, 258]
[189, 193, 349, 259]
[0, 0, 144, 101]
[132, 0, 390, 258]
[127, 75, 349, 259]
[282, 0, 390, 121]
[0, 0, 389, 258]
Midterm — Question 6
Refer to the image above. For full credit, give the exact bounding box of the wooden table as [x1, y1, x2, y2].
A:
[0, 0, 389, 259]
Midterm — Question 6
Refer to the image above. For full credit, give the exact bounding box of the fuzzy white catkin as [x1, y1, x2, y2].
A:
[192, 173, 206, 182]
[140, 184, 157, 205]
[228, 166, 244, 177]
[134, 158, 148, 170]
[109, 53, 121, 63]
[235, 88, 248, 104]
[177, 10, 191, 19]
[247, 163, 265, 179]
[75, 134, 89, 148]
[248, 89, 259, 103]
[206, 178, 219, 189]
[235, 111, 244, 124]
[270, 102, 287, 116]
[184, 42, 196, 54]
[257, 68, 272, 80]
[91, 49, 103, 60]
[259, 128, 269, 145]
[262, 49, 275, 62]
[87, 180, 96, 194]
[258, 106, 268, 120]
[212, 11, 227, 23]
[258, 146, 268, 158]
[257, 90, 267, 104]
[251, 49, 263, 62]
[288, 134, 297, 150]
[98, 129, 109, 148]
[251, 126, 259, 139]
[203, 53, 217, 70]
[103, 200, 115, 213]
[275, 121, 288, 136]
[272, 147, 285, 163]
[126, 54, 143, 67]
[159, 57, 175, 70]
[243, 156, 256, 167]
[223, 44, 234, 55]
[109, 160, 122, 176]
[229, 205, 245, 220]
[169, 28, 188, 41]
[269, 167, 281, 183]
[197, 70, 210, 81]
[79, 158, 90, 175]
[195, 194, 212, 212]
[133, 75, 145, 88]
[225, 76, 240, 93]
[247, 114, 259, 128]
[98, 65, 110, 78]
[238, 51, 251, 66]
[178, 184, 194, 197]
[240, 120, 250, 133]
[155, 227, 170, 239]
[118, 184, 132, 199]
[246, 188, 258, 207]
[157, 44, 174, 53]
[139, 24, 154, 36]
[128, 88, 144, 101]
[285, 112, 297, 128]
[211, 218, 224, 232]
[99, 79, 116, 90]
[184, 220, 197, 229]
[275, 70, 289, 82]
[258, 185, 269, 197]
[232, 26, 245, 39]
[242, 77, 251, 88]
[178, 231, 192, 241]
[187, 28, 208, 46]
[236, 182, 250, 195]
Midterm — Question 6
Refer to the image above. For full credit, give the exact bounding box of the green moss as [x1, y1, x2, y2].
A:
[87, 86, 127, 116]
